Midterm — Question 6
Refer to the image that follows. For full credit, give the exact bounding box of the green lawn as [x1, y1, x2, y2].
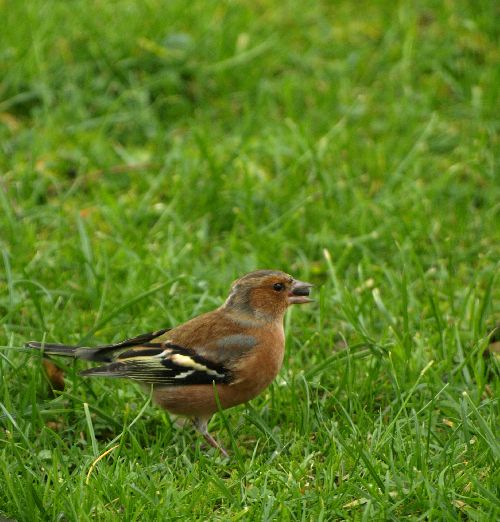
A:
[1, 0, 499, 519]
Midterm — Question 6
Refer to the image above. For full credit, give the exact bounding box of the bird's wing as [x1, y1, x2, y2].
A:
[80, 342, 232, 385]
[73, 327, 172, 361]
[99, 327, 172, 349]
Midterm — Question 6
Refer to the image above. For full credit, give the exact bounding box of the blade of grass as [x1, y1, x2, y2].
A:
[83, 402, 99, 457]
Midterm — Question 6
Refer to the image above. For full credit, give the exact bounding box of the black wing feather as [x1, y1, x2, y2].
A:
[82, 328, 172, 361]
[80, 343, 232, 385]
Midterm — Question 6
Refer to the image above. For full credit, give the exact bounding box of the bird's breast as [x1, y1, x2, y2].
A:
[230, 323, 285, 393]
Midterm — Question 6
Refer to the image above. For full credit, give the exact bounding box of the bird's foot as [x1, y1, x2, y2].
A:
[193, 416, 229, 458]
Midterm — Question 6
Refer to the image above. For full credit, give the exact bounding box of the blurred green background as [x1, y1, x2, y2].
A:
[1, 0, 498, 520]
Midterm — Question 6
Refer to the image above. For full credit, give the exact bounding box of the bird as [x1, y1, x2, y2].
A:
[26, 269, 313, 456]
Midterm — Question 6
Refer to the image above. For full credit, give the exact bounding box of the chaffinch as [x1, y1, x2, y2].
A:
[26, 270, 313, 456]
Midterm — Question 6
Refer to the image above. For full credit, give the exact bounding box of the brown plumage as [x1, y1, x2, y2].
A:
[26, 269, 313, 456]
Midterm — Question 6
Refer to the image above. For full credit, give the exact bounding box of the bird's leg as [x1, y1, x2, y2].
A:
[193, 416, 229, 458]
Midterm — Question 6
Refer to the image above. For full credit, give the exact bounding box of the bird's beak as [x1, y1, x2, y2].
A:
[288, 279, 313, 304]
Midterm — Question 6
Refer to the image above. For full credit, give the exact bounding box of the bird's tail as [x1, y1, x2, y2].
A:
[25, 341, 102, 361]
[25, 341, 78, 356]
[25, 327, 171, 363]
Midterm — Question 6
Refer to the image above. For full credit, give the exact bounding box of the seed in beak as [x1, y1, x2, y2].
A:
[292, 286, 311, 297]
[288, 280, 313, 304]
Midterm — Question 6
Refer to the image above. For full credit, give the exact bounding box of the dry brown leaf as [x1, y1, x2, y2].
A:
[42, 358, 65, 391]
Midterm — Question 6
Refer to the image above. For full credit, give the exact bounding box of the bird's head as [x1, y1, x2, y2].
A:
[223, 270, 313, 321]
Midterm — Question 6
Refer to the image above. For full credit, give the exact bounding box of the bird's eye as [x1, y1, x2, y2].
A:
[273, 283, 285, 292]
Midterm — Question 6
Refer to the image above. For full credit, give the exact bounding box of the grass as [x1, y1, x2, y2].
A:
[0, 0, 499, 519]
